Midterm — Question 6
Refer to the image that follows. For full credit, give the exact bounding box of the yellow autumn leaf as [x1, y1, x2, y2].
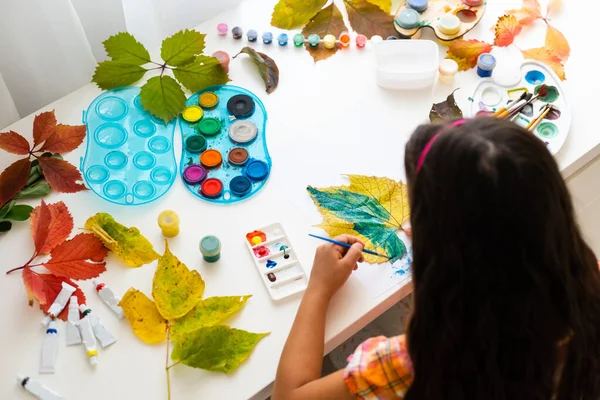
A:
[172, 295, 252, 336]
[364, 0, 391, 13]
[271, 0, 327, 29]
[119, 288, 167, 344]
[494, 15, 522, 47]
[545, 25, 570, 61]
[522, 47, 566, 80]
[152, 240, 205, 320]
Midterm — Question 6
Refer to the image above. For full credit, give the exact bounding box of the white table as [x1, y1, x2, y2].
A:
[1, 1, 597, 399]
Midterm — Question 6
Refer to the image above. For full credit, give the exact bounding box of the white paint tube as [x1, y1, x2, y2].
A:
[77, 312, 98, 366]
[92, 279, 124, 319]
[66, 296, 82, 346]
[79, 304, 116, 348]
[17, 376, 65, 400]
[40, 282, 75, 327]
[39, 321, 59, 374]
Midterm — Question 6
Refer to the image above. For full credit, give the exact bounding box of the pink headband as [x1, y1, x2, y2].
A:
[415, 119, 467, 173]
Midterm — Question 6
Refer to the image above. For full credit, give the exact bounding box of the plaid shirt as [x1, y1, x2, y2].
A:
[344, 335, 413, 399]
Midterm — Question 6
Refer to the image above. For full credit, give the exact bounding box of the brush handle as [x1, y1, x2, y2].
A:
[527, 107, 551, 131]
[308, 234, 390, 258]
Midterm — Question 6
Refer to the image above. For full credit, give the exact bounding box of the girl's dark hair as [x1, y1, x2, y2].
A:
[404, 118, 600, 400]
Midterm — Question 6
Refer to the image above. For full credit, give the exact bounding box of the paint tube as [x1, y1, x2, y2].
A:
[39, 321, 59, 374]
[17, 376, 65, 400]
[80, 304, 116, 348]
[92, 279, 124, 319]
[66, 296, 82, 346]
[77, 312, 98, 366]
[40, 282, 75, 327]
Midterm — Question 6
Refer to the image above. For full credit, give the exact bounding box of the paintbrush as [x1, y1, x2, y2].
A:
[497, 93, 533, 119]
[526, 105, 552, 131]
[504, 84, 549, 120]
[308, 234, 393, 259]
[492, 91, 528, 117]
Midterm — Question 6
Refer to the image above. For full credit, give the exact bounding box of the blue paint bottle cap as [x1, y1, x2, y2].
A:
[477, 53, 496, 71]
[407, 0, 428, 12]
[247, 29, 258, 41]
[277, 33, 288, 45]
[262, 32, 273, 43]
[245, 159, 269, 181]
[396, 8, 420, 29]
[229, 176, 252, 197]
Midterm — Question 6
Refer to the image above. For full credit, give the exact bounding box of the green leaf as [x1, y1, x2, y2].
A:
[139, 76, 187, 123]
[15, 180, 51, 199]
[103, 32, 151, 65]
[173, 55, 229, 93]
[0, 200, 15, 220]
[271, 0, 328, 29]
[92, 60, 147, 90]
[84, 212, 159, 267]
[344, 0, 398, 38]
[171, 326, 269, 373]
[26, 164, 42, 187]
[0, 220, 12, 233]
[4, 204, 33, 221]
[161, 29, 206, 66]
[307, 175, 410, 264]
[234, 48, 279, 93]
[429, 90, 463, 123]
[302, 3, 348, 62]
[172, 295, 252, 336]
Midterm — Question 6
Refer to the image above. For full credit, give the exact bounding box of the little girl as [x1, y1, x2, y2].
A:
[272, 118, 600, 400]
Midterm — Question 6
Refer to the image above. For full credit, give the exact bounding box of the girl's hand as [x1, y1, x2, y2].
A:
[307, 235, 364, 300]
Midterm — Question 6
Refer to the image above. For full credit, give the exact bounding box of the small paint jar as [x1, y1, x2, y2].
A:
[293, 33, 305, 47]
[396, 8, 420, 29]
[277, 33, 288, 46]
[339, 32, 351, 48]
[157, 210, 179, 238]
[247, 29, 258, 42]
[308, 34, 320, 47]
[356, 34, 367, 48]
[183, 164, 207, 185]
[462, 0, 483, 6]
[229, 120, 258, 143]
[371, 35, 383, 44]
[198, 118, 222, 136]
[230, 176, 252, 197]
[200, 149, 222, 169]
[262, 32, 273, 44]
[323, 34, 336, 49]
[200, 235, 221, 262]
[245, 159, 269, 181]
[200, 178, 223, 198]
[199, 92, 219, 110]
[477, 53, 496, 78]
[386, 36, 398, 40]
[228, 147, 249, 166]
[407, 0, 428, 12]
[185, 135, 207, 153]
[182, 105, 203, 123]
[232, 26, 243, 39]
[438, 14, 461, 35]
[212, 51, 230, 73]
[217, 23, 228, 36]
[227, 94, 255, 118]
[438, 59, 458, 84]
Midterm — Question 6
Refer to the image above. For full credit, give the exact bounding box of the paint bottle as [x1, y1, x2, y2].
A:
[200, 178, 224, 198]
[232, 26, 243, 39]
[212, 51, 230, 73]
[41, 282, 75, 327]
[462, 0, 483, 5]
[183, 165, 207, 185]
[247, 29, 258, 42]
[438, 14, 461, 35]
[18, 376, 65, 400]
[371, 35, 383, 44]
[386, 36, 398, 40]
[438, 59, 458, 84]
[323, 34, 336, 49]
[228, 147, 249, 166]
[229, 120, 258, 143]
[40, 321, 58, 374]
[182, 105, 203, 123]
[227, 94, 255, 118]
[66, 296, 82, 346]
[217, 23, 228, 36]
[293, 33, 305, 47]
[200, 149, 223, 169]
[229, 176, 252, 197]
[157, 211, 180, 239]
[356, 34, 367, 48]
[77, 312, 98, 366]
[407, 0, 428, 12]
[277, 33, 288, 46]
[80, 304, 116, 348]
[93, 279, 125, 318]
[477, 53, 496, 78]
[339, 32, 351, 48]
[199, 92, 219, 110]
[308, 34, 320, 47]
[245, 159, 269, 181]
[262, 32, 273, 44]
[185, 135, 207, 154]
[200, 236, 221, 262]
[396, 8, 420, 29]
[198, 118, 222, 136]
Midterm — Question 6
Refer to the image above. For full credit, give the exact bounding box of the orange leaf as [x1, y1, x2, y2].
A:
[546, 0, 562, 16]
[40, 124, 86, 153]
[32, 111, 57, 149]
[506, 0, 543, 26]
[36, 273, 86, 321]
[44, 233, 107, 280]
[446, 39, 493, 71]
[23, 266, 47, 306]
[545, 25, 570, 61]
[494, 15, 522, 47]
[30, 201, 73, 255]
[38, 157, 87, 193]
[522, 47, 565, 80]
[0, 131, 30, 155]
[0, 158, 31, 208]
[30, 199, 52, 254]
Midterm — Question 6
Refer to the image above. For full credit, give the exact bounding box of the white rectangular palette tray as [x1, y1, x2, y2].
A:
[244, 223, 308, 301]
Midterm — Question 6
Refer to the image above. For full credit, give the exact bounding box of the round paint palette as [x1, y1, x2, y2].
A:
[178, 85, 272, 204]
[81, 87, 177, 205]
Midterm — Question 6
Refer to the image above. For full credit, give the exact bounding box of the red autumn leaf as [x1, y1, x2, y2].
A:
[522, 47, 566, 80]
[0, 158, 31, 208]
[32, 111, 57, 149]
[30, 201, 73, 255]
[494, 15, 523, 47]
[23, 266, 47, 306]
[38, 157, 87, 193]
[446, 39, 493, 71]
[40, 124, 86, 153]
[30, 199, 52, 254]
[0, 131, 30, 155]
[37, 273, 86, 321]
[545, 25, 570, 61]
[44, 233, 108, 280]
[506, 0, 543, 26]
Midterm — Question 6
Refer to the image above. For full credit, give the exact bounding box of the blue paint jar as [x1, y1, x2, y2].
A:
[308, 34, 320, 47]
[396, 8, 420, 29]
[229, 176, 252, 197]
[200, 236, 221, 263]
[407, 0, 428, 12]
[262, 32, 273, 44]
[477, 53, 496, 78]
[277, 33, 288, 46]
[247, 29, 258, 42]
[386, 35, 398, 40]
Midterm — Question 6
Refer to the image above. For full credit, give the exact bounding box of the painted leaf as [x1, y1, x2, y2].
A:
[30, 201, 73, 255]
[0, 131, 30, 155]
[302, 3, 347, 62]
[522, 47, 565, 80]
[271, 0, 327, 29]
[139, 76, 187, 123]
[545, 25, 570, 61]
[171, 326, 269, 373]
[234, 48, 279, 93]
[32, 111, 57, 149]
[38, 157, 87, 193]
[119, 288, 167, 344]
[152, 240, 205, 320]
[430, 90, 463, 123]
[172, 295, 252, 336]
[161, 29, 206, 67]
[23, 266, 46, 306]
[0, 158, 31, 208]
[546, 0, 562, 16]
[173, 55, 229, 93]
[344, 0, 398, 39]
[103, 32, 151, 65]
[446, 39, 493, 71]
[92, 60, 147, 90]
[506, 0, 543, 26]
[38, 274, 86, 321]
[307, 175, 410, 263]
[365, 0, 391, 13]
[43, 233, 107, 280]
[4, 204, 33, 221]
[84, 212, 159, 267]
[40, 124, 86, 153]
[494, 15, 522, 47]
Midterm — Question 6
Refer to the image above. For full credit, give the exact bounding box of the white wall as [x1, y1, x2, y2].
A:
[568, 155, 600, 256]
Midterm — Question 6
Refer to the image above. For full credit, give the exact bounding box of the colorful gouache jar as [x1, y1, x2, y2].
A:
[247, 29, 258, 42]
[323, 34, 336, 49]
[185, 135, 207, 153]
[407, 0, 428, 12]
[308, 34, 320, 47]
[200, 149, 222, 168]
[293, 33, 305, 47]
[198, 118, 222, 136]
[200, 235, 221, 262]
[199, 92, 219, 109]
[217, 23, 228, 36]
[438, 14, 461, 35]
[396, 8, 420, 29]
[477, 53, 496, 77]
[438, 58, 459, 84]
[262, 32, 273, 44]
[339, 32, 351, 48]
[212, 51, 230, 73]
[157, 210, 179, 238]
[356, 34, 367, 48]
[182, 105, 203, 123]
[278, 33, 288, 46]
[463, 0, 483, 5]
[232, 26, 243, 39]
[182, 164, 207, 184]
[229, 176, 252, 197]
[228, 147, 249, 166]
[200, 178, 223, 198]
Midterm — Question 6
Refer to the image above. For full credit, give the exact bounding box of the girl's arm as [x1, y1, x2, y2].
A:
[272, 235, 365, 400]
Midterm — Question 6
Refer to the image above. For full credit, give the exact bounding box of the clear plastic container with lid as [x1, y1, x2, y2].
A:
[375, 40, 438, 89]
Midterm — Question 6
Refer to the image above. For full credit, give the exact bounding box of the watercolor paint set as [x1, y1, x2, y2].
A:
[245, 223, 307, 301]
[81, 87, 177, 205]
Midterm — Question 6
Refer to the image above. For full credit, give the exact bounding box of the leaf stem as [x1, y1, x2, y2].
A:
[7, 251, 38, 275]
[6, 265, 26, 274]
[166, 324, 172, 400]
[166, 361, 180, 370]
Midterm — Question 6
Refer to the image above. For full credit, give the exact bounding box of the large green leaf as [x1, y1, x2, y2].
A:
[161, 29, 206, 66]
[302, 3, 348, 62]
[344, 0, 398, 38]
[172, 295, 252, 336]
[172, 55, 229, 92]
[15, 181, 51, 199]
[103, 32, 151, 65]
[92, 60, 147, 90]
[234, 48, 279, 93]
[171, 326, 269, 373]
[4, 204, 33, 221]
[139, 76, 187, 123]
[271, 0, 328, 29]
